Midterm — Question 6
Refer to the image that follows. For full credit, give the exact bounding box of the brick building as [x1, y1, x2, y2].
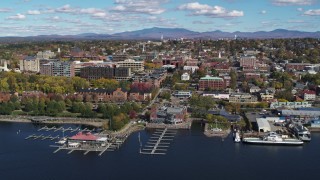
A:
[199, 75, 225, 91]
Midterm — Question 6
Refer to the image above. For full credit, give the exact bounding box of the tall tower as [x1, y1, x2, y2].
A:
[142, 44, 145, 53]
[161, 34, 164, 41]
[234, 34, 237, 40]
[58, 48, 61, 53]
[218, 51, 221, 59]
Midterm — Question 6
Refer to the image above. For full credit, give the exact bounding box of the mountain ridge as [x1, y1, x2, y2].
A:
[0, 27, 319, 41]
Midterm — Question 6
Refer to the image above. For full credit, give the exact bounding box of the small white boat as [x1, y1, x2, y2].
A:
[234, 131, 241, 143]
[56, 137, 67, 145]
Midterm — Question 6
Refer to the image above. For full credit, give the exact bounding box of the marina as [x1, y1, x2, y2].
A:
[140, 128, 177, 155]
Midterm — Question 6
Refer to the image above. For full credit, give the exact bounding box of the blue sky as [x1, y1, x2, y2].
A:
[0, 0, 319, 36]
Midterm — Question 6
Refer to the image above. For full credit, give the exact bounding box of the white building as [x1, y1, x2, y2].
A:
[36, 50, 55, 59]
[0, 60, 9, 72]
[256, 118, 271, 132]
[181, 73, 190, 81]
[183, 66, 199, 73]
[19, 57, 40, 72]
[270, 101, 312, 109]
[202, 92, 230, 100]
[117, 59, 144, 72]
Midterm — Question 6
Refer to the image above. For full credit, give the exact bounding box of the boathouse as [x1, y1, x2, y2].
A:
[68, 132, 107, 147]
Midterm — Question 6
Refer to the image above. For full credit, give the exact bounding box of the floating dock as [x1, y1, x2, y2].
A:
[140, 128, 176, 155]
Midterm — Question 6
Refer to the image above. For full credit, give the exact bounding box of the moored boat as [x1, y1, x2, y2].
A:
[234, 131, 241, 143]
[288, 123, 311, 142]
[242, 132, 303, 146]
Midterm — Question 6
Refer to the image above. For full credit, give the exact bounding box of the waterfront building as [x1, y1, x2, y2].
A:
[199, 75, 225, 91]
[270, 101, 312, 109]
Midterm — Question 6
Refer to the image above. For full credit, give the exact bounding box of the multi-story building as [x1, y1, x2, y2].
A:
[285, 63, 312, 71]
[112, 54, 128, 62]
[239, 55, 256, 67]
[40, 61, 75, 77]
[80, 66, 131, 80]
[229, 93, 258, 103]
[19, 56, 40, 72]
[117, 59, 144, 72]
[36, 50, 55, 59]
[270, 102, 312, 109]
[199, 75, 225, 91]
[181, 72, 190, 81]
[302, 90, 316, 101]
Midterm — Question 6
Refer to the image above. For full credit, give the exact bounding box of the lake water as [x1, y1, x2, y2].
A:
[0, 122, 320, 180]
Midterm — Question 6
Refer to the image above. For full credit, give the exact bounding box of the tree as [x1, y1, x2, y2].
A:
[230, 70, 237, 90]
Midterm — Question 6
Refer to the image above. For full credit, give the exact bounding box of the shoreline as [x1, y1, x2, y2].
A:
[203, 123, 230, 138]
[0, 115, 105, 127]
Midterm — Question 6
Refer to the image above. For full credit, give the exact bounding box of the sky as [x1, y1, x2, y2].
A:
[0, 0, 319, 36]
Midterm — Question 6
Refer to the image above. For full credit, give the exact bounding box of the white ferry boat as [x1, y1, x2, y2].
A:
[242, 132, 303, 146]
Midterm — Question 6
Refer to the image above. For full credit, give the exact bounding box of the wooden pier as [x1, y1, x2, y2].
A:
[37, 126, 92, 133]
[140, 128, 176, 155]
[25, 134, 60, 141]
[50, 142, 118, 156]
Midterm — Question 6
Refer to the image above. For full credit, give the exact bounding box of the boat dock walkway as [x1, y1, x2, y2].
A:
[37, 126, 93, 133]
[51, 142, 118, 156]
[25, 134, 60, 141]
[140, 128, 176, 155]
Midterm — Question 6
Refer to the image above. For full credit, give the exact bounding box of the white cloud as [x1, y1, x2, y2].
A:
[178, 2, 243, 18]
[27, 10, 41, 15]
[260, 10, 267, 14]
[272, 0, 314, 6]
[112, 0, 168, 14]
[297, 8, 303, 11]
[7, 13, 26, 20]
[304, 9, 320, 16]
[56, 4, 76, 13]
[0, 8, 12, 13]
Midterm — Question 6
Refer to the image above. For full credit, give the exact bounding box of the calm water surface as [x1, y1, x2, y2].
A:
[0, 122, 320, 180]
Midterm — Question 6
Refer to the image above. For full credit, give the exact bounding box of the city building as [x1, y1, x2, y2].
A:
[36, 50, 55, 59]
[202, 92, 230, 99]
[80, 66, 131, 80]
[239, 55, 256, 67]
[173, 91, 192, 98]
[19, 56, 40, 72]
[199, 75, 225, 91]
[183, 66, 199, 73]
[40, 61, 75, 77]
[229, 93, 258, 103]
[181, 73, 190, 81]
[112, 54, 128, 62]
[0, 60, 9, 72]
[117, 59, 144, 72]
[270, 101, 312, 109]
[302, 90, 316, 101]
[76, 88, 127, 102]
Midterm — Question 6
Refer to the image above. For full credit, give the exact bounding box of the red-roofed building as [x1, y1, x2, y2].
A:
[301, 90, 316, 101]
[70, 132, 98, 141]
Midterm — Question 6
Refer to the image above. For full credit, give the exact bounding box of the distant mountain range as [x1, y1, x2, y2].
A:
[1, 27, 319, 42]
